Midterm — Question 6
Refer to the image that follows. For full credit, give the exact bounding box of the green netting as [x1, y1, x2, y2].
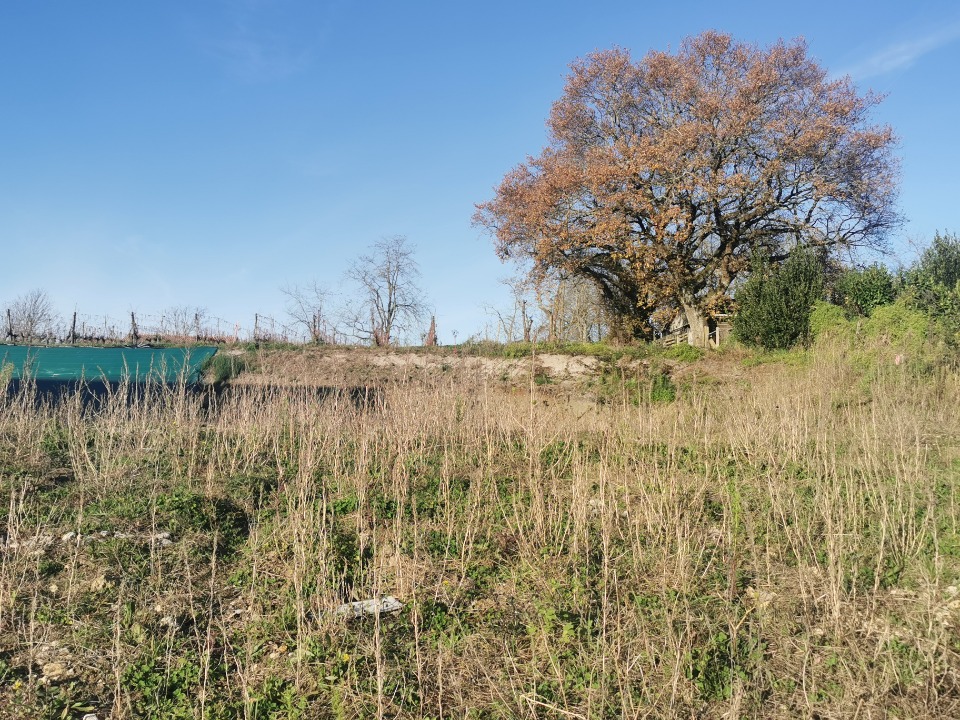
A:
[0, 345, 218, 384]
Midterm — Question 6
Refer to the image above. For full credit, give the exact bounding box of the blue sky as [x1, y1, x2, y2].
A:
[2, 0, 959, 340]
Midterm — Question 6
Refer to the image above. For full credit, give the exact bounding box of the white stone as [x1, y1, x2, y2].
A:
[335, 596, 403, 618]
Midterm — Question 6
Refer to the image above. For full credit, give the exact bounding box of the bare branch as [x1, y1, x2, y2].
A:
[282, 281, 335, 344]
[5, 289, 59, 341]
[344, 236, 427, 346]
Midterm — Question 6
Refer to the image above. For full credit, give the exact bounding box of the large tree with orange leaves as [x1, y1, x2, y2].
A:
[474, 32, 900, 344]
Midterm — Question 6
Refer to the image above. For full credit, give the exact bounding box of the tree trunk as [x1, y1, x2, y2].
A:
[681, 300, 710, 348]
[606, 312, 651, 344]
[521, 300, 532, 343]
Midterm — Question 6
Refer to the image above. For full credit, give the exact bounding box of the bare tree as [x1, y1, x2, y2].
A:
[344, 236, 427, 346]
[282, 281, 335, 344]
[485, 270, 609, 344]
[534, 273, 608, 342]
[490, 275, 535, 342]
[5, 289, 59, 340]
[160, 305, 208, 340]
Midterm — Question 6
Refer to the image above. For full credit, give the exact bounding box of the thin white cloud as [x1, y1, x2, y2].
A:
[203, 26, 311, 82]
[185, 1, 321, 82]
[839, 21, 960, 81]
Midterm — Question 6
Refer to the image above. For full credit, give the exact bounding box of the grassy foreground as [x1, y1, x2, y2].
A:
[0, 342, 958, 718]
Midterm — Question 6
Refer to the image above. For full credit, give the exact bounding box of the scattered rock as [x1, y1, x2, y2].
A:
[90, 574, 114, 592]
[36, 641, 76, 684]
[57, 529, 176, 549]
[744, 586, 777, 611]
[335, 596, 403, 618]
[5, 533, 54, 552]
[41, 661, 72, 682]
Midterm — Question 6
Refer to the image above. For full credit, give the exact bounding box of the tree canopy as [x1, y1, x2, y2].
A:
[474, 31, 900, 343]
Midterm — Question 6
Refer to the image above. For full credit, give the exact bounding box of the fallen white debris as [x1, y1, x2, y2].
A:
[335, 596, 403, 618]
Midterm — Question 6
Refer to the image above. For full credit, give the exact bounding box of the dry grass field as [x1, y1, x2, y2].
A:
[0, 339, 958, 718]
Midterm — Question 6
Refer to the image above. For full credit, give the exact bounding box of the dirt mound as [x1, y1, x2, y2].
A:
[231, 348, 603, 388]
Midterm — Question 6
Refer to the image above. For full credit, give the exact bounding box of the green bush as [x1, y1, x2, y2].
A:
[928, 286, 960, 344]
[832, 264, 897, 317]
[902, 232, 960, 344]
[911, 231, 960, 289]
[809, 301, 851, 339]
[649, 372, 676, 403]
[663, 343, 704, 362]
[862, 298, 930, 358]
[733, 248, 825, 350]
[846, 297, 950, 376]
[203, 352, 252, 385]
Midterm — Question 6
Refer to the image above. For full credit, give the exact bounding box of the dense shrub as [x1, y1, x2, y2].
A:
[902, 232, 960, 344]
[911, 231, 960, 289]
[832, 263, 897, 317]
[203, 352, 252, 385]
[649, 371, 676, 402]
[848, 296, 952, 374]
[862, 298, 931, 357]
[733, 248, 825, 350]
[663, 344, 704, 362]
[809, 301, 851, 339]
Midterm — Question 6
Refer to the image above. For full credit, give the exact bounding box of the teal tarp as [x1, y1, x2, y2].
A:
[0, 345, 218, 384]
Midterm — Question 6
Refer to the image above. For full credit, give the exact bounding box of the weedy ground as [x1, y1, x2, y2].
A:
[0, 339, 958, 719]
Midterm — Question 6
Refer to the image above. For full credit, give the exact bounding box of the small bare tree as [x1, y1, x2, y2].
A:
[5, 289, 58, 340]
[282, 281, 335, 344]
[484, 275, 537, 343]
[535, 273, 607, 342]
[160, 305, 208, 340]
[344, 236, 427, 346]
[485, 271, 608, 343]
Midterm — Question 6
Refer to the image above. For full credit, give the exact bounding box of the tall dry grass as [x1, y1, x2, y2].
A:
[0, 342, 958, 718]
